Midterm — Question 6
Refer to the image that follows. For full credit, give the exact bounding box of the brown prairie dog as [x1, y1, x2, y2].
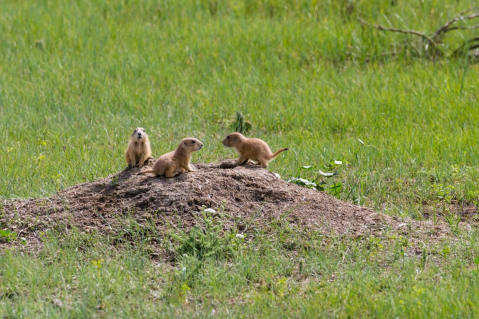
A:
[141, 138, 203, 178]
[222, 132, 288, 168]
[125, 127, 152, 168]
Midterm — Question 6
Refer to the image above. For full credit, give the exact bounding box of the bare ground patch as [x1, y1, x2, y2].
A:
[422, 202, 478, 223]
[0, 161, 465, 251]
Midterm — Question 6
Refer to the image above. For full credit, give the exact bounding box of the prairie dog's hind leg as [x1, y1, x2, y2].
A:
[164, 166, 180, 178]
[234, 155, 248, 166]
[257, 157, 269, 168]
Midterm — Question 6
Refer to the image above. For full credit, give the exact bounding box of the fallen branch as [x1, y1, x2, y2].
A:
[358, 7, 479, 58]
[357, 18, 436, 47]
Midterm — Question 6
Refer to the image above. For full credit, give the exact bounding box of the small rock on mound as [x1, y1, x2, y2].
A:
[2, 161, 397, 246]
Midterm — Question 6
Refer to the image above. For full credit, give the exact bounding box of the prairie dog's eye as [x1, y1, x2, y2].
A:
[192, 140, 196, 144]
[141, 129, 145, 132]
[227, 136, 230, 139]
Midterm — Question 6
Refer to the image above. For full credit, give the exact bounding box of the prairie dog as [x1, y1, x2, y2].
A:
[222, 132, 288, 168]
[125, 127, 152, 168]
[141, 138, 203, 177]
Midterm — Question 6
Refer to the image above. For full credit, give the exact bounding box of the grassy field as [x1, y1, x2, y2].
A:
[1, 0, 479, 317]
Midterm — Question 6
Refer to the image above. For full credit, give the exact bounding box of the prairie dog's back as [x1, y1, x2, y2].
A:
[242, 138, 273, 158]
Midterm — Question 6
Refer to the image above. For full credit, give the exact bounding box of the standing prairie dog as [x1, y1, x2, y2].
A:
[125, 127, 152, 168]
[141, 138, 203, 177]
[222, 132, 288, 168]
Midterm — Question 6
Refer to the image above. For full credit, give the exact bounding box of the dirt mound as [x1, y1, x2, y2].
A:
[1, 161, 448, 248]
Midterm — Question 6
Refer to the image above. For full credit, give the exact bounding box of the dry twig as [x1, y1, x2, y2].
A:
[357, 18, 436, 47]
[358, 7, 479, 57]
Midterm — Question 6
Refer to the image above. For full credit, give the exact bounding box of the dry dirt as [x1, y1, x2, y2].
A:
[0, 160, 458, 250]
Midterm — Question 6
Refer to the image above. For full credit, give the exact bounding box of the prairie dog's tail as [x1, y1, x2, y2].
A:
[270, 148, 289, 159]
[140, 169, 155, 175]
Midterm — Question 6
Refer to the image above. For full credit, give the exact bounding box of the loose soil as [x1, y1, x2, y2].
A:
[0, 161, 459, 250]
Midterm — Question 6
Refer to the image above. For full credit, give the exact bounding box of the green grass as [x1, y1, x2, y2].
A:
[1, 0, 479, 317]
[1, 218, 479, 318]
